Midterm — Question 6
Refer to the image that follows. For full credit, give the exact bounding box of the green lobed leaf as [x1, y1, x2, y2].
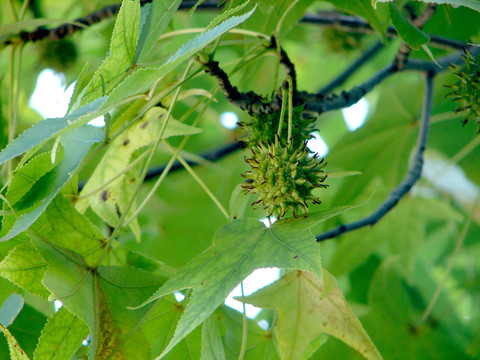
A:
[324, 0, 387, 40]
[0, 243, 49, 298]
[135, 0, 183, 62]
[25, 196, 164, 358]
[105, 8, 255, 107]
[327, 82, 420, 208]
[75, 0, 141, 108]
[0, 323, 30, 360]
[373, 0, 480, 13]
[0, 125, 104, 242]
[214, 305, 280, 360]
[389, 4, 430, 50]
[328, 196, 463, 278]
[0, 97, 105, 168]
[362, 258, 473, 359]
[239, 270, 383, 360]
[76, 107, 201, 239]
[141, 295, 202, 359]
[231, 0, 316, 38]
[33, 307, 89, 360]
[138, 207, 351, 357]
[33, 233, 163, 360]
[200, 315, 225, 360]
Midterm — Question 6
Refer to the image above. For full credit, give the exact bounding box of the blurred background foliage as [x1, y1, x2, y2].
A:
[0, 0, 480, 359]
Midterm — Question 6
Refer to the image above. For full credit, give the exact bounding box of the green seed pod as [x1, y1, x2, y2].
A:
[446, 50, 480, 131]
[238, 104, 317, 148]
[242, 137, 327, 219]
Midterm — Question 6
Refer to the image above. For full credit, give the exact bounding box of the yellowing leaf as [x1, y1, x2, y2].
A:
[0, 323, 30, 360]
[239, 270, 383, 360]
[77, 107, 201, 240]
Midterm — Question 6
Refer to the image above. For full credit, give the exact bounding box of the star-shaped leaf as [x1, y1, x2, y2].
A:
[239, 270, 383, 360]
[138, 207, 351, 357]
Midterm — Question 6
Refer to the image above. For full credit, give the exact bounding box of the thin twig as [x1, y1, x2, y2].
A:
[304, 45, 480, 114]
[302, 64, 397, 113]
[143, 142, 243, 182]
[419, 194, 479, 323]
[164, 142, 229, 219]
[320, 40, 383, 95]
[316, 71, 435, 242]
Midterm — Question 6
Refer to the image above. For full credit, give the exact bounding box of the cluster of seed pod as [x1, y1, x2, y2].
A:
[446, 50, 480, 131]
[242, 137, 327, 218]
[240, 97, 328, 219]
[238, 105, 317, 148]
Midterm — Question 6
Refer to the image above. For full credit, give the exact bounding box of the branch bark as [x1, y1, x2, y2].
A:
[316, 71, 435, 242]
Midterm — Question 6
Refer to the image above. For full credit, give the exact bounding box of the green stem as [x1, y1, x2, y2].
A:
[7, 0, 18, 22]
[287, 77, 293, 143]
[124, 88, 220, 226]
[94, 61, 195, 268]
[237, 282, 248, 360]
[77, 150, 149, 200]
[419, 194, 480, 323]
[19, 0, 30, 20]
[277, 86, 288, 137]
[163, 142, 229, 220]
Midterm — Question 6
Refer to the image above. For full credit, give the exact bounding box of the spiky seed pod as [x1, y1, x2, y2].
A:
[446, 50, 480, 131]
[238, 105, 317, 148]
[242, 137, 327, 218]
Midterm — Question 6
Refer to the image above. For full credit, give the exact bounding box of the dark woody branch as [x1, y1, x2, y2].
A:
[319, 40, 383, 95]
[316, 71, 435, 241]
[196, 36, 301, 115]
[3, 1, 467, 54]
[4, 0, 221, 45]
[303, 45, 480, 114]
[393, 4, 437, 71]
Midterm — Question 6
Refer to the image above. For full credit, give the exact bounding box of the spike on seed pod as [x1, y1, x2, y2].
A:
[242, 140, 327, 219]
[446, 50, 480, 132]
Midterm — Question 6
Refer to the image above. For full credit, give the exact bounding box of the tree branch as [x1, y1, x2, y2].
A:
[301, 11, 468, 51]
[4, 0, 221, 45]
[319, 40, 383, 95]
[302, 64, 397, 113]
[316, 71, 435, 242]
[197, 36, 301, 115]
[392, 4, 437, 71]
[303, 45, 480, 114]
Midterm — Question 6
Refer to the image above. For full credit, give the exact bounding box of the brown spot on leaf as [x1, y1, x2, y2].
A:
[140, 121, 149, 129]
[123, 138, 130, 146]
[407, 323, 419, 336]
[293, 255, 299, 259]
[101, 190, 109, 201]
